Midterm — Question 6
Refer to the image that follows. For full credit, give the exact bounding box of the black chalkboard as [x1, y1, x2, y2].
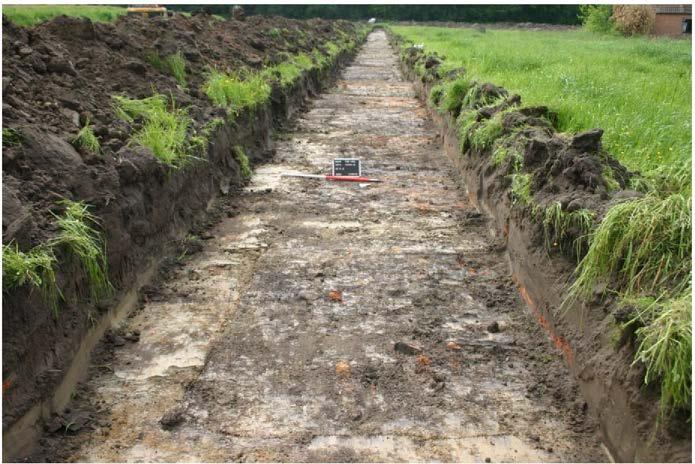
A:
[332, 158, 361, 176]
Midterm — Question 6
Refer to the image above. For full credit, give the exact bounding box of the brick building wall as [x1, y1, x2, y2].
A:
[652, 5, 691, 36]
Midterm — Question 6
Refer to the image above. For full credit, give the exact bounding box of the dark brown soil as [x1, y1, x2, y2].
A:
[2, 12, 358, 452]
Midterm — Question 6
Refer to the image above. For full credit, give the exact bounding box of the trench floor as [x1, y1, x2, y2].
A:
[38, 31, 605, 463]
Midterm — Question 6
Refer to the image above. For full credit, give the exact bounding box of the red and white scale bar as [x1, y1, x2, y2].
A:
[281, 173, 383, 183]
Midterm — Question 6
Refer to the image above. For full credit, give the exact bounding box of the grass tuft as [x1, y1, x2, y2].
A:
[568, 192, 691, 301]
[510, 173, 532, 206]
[3, 242, 60, 316]
[165, 52, 187, 86]
[262, 53, 315, 87]
[113, 93, 191, 167]
[628, 291, 691, 414]
[202, 70, 271, 116]
[543, 202, 595, 257]
[456, 110, 478, 153]
[2, 127, 22, 147]
[470, 115, 503, 151]
[50, 200, 112, 302]
[433, 76, 475, 116]
[147, 51, 187, 86]
[233, 146, 252, 179]
[71, 118, 100, 154]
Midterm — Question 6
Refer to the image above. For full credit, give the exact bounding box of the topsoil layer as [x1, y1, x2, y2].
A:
[2, 11, 357, 441]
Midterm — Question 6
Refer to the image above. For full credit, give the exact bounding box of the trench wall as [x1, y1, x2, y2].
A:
[2, 37, 364, 462]
[391, 34, 691, 463]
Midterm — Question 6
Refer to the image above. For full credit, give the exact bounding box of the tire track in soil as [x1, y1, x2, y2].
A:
[38, 30, 605, 462]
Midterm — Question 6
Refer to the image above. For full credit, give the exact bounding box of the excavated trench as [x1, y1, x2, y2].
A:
[33, 30, 607, 462]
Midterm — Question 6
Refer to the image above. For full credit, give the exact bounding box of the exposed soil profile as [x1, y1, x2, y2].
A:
[3, 16, 688, 462]
[391, 28, 690, 464]
[2, 12, 361, 460]
[13, 30, 608, 463]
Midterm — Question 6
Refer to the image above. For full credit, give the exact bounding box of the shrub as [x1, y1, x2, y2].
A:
[612, 5, 656, 36]
[579, 5, 615, 33]
[3, 242, 60, 316]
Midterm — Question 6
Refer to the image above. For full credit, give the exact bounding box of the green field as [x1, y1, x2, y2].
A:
[3, 4, 126, 26]
[391, 26, 691, 178]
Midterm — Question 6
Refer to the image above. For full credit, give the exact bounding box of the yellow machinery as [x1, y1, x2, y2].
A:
[126, 5, 167, 18]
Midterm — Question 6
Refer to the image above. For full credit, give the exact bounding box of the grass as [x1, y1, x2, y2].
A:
[202, 70, 271, 115]
[71, 118, 100, 154]
[430, 76, 474, 116]
[543, 202, 596, 258]
[491, 144, 523, 171]
[469, 115, 504, 151]
[113, 93, 192, 168]
[510, 173, 532, 206]
[233, 146, 252, 179]
[391, 26, 691, 178]
[3, 4, 126, 26]
[2, 128, 22, 147]
[3, 242, 60, 316]
[568, 192, 691, 301]
[50, 200, 112, 303]
[627, 291, 692, 414]
[2, 200, 112, 316]
[146, 50, 187, 87]
[262, 53, 315, 87]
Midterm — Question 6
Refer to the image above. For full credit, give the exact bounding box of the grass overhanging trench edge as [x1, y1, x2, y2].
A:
[389, 25, 692, 415]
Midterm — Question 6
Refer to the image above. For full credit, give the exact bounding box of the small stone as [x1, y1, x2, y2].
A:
[112, 335, 126, 347]
[335, 361, 350, 377]
[446, 341, 461, 351]
[45, 416, 64, 433]
[394, 341, 422, 356]
[57, 94, 81, 111]
[47, 58, 77, 76]
[125, 60, 147, 74]
[59, 108, 80, 127]
[159, 408, 185, 430]
[18, 46, 33, 57]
